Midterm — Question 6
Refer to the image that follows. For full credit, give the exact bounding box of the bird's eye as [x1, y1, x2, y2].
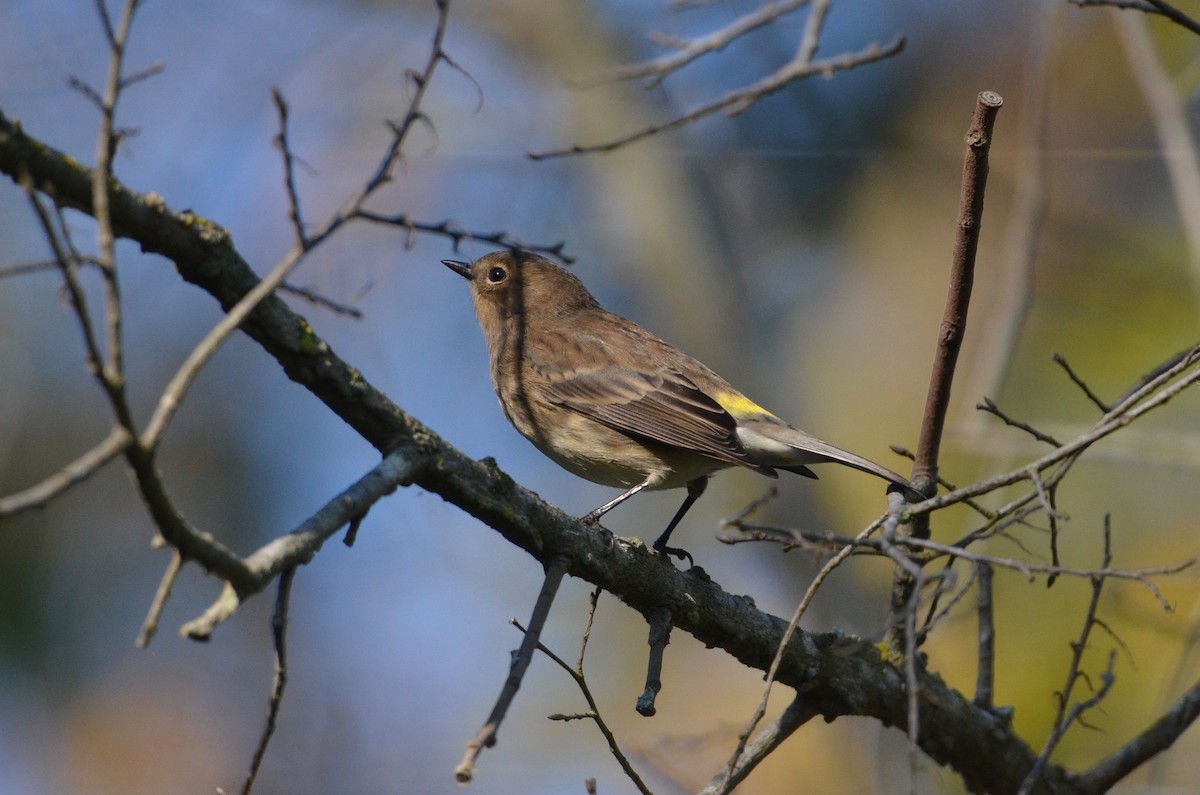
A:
[487, 266, 508, 284]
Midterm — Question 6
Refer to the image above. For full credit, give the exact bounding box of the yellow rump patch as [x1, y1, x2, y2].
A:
[713, 391, 774, 420]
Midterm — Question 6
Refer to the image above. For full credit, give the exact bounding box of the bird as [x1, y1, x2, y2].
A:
[444, 250, 914, 563]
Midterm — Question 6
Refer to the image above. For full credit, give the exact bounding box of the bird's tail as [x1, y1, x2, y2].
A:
[735, 417, 916, 495]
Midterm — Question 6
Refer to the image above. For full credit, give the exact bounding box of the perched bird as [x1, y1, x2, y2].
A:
[444, 250, 914, 562]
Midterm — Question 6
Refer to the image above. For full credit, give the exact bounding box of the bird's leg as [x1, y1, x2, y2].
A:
[581, 478, 655, 525]
[652, 477, 709, 566]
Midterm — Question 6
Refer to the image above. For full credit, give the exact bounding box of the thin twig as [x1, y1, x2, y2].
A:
[516, 615, 653, 795]
[712, 512, 889, 794]
[698, 696, 817, 795]
[1018, 517, 1117, 794]
[241, 566, 297, 795]
[141, 0, 454, 453]
[354, 210, 574, 263]
[0, 426, 131, 517]
[136, 549, 183, 647]
[570, 0, 811, 89]
[456, 555, 570, 783]
[977, 396, 1062, 447]
[271, 88, 307, 249]
[530, 33, 905, 159]
[1052, 352, 1111, 413]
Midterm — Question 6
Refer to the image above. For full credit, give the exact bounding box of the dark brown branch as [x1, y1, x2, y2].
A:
[457, 555, 570, 783]
[911, 90, 1004, 498]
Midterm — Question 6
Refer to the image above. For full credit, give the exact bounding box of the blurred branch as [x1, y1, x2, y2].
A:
[529, 0, 904, 159]
[960, 10, 1055, 417]
[0, 424, 130, 518]
[1113, 8, 1200, 312]
[1073, 0, 1200, 37]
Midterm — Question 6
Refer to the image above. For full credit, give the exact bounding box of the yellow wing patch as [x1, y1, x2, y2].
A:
[712, 391, 774, 420]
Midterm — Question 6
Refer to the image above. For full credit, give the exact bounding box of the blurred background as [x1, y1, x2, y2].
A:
[2, 0, 1200, 792]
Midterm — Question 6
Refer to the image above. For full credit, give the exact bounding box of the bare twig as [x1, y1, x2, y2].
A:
[910, 344, 1200, 516]
[1019, 518, 1118, 794]
[1053, 352, 1110, 413]
[698, 695, 817, 795]
[571, 0, 811, 89]
[978, 396, 1062, 447]
[182, 448, 420, 639]
[712, 511, 889, 794]
[890, 90, 1003, 657]
[1077, 671, 1200, 790]
[0, 426, 131, 517]
[141, 1, 454, 454]
[517, 595, 653, 795]
[136, 549, 183, 648]
[241, 566, 297, 795]
[271, 88, 308, 249]
[530, 0, 904, 159]
[277, 281, 365, 318]
[354, 210, 574, 263]
[456, 555, 570, 783]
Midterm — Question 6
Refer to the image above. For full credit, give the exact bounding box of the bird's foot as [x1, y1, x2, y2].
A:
[652, 541, 694, 568]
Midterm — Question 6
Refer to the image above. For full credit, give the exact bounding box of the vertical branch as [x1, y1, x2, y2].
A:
[241, 566, 297, 795]
[910, 90, 1004, 503]
[889, 92, 1003, 651]
[456, 555, 570, 783]
[636, 607, 673, 716]
[92, 0, 142, 391]
[973, 562, 995, 708]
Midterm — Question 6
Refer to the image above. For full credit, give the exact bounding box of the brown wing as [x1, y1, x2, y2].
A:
[540, 365, 776, 476]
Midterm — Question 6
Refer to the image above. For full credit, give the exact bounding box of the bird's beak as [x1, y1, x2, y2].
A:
[442, 259, 472, 279]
